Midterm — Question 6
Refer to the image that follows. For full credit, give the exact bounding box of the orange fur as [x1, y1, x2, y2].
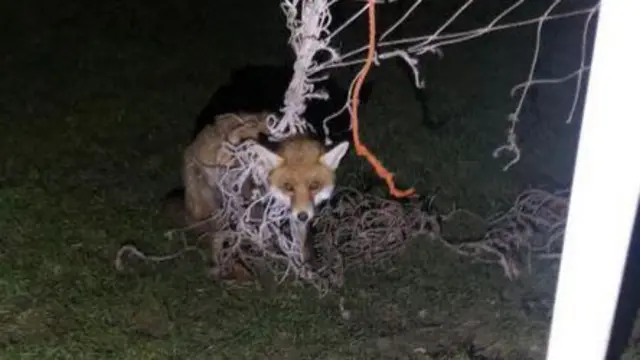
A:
[163, 112, 349, 267]
[255, 135, 350, 263]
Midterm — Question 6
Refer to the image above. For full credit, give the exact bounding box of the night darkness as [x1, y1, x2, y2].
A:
[2, 0, 635, 359]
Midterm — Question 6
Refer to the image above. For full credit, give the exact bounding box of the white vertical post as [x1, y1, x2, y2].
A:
[545, 1, 640, 359]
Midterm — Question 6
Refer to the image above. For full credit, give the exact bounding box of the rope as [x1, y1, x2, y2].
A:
[349, 0, 416, 198]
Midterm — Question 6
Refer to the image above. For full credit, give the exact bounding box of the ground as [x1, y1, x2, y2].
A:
[0, 0, 632, 359]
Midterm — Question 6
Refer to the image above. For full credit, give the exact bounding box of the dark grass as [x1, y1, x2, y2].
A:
[1, 0, 630, 359]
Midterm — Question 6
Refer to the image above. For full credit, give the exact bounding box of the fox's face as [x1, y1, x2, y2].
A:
[254, 138, 350, 224]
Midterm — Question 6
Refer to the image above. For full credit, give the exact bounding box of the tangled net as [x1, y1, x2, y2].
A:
[438, 188, 568, 280]
[119, 0, 344, 293]
[116, 186, 569, 295]
[115, 0, 589, 294]
[309, 187, 570, 287]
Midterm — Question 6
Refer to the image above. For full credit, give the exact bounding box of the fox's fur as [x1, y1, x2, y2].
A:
[163, 112, 271, 235]
[254, 133, 349, 222]
[163, 111, 349, 266]
[163, 63, 367, 276]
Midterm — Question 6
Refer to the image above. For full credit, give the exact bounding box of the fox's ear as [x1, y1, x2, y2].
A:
[320, 141, 350, 170]
[252, 143, 283, 171]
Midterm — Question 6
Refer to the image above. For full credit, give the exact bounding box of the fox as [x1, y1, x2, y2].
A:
[162, 63, 366, 278]
[162, 111, 350, 273]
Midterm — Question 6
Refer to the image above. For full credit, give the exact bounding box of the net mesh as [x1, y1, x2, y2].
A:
[115, 0, 595, 295]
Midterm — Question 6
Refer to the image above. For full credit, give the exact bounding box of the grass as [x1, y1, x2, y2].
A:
[0, 0, 628, 359]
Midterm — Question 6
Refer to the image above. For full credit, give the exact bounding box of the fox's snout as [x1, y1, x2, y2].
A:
[270, 187, 318, 223]
[269, 182, 337, 224]
[291, 203, 315, 223]
[294, 209, 311, 223]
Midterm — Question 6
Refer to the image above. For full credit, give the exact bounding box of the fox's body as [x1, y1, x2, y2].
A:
[163, 111, 349, 265]
[163, 63, 362, 276]
[179, 112, 270, 230]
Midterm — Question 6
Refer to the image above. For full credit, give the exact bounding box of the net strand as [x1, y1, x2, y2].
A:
[316, 0, 597, 172]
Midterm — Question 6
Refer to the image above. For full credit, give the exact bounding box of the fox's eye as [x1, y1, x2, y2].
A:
[283, 182, 294, 192]
[309, 180, 320, 191]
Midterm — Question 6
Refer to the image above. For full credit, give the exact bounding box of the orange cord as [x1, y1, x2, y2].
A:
[349, 0, 416, 198]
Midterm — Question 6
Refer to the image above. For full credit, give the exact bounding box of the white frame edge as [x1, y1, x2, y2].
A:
[545, 1, 640, 359]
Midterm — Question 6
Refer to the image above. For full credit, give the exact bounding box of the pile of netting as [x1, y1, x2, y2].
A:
[437, 188, 568, 280]
[115, 186, 569, 295]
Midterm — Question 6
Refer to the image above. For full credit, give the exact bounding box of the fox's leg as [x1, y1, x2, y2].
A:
[183, 147, 220, 233]
[303, 231, 319, 267]
[292, 221, 316, 265]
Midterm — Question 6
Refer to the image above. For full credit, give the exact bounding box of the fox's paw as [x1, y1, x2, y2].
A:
[207, 260, 256, 285]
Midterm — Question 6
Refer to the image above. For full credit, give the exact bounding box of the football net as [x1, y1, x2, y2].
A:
[116, 0, 599, 296]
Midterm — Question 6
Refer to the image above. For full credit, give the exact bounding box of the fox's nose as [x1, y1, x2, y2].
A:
[296, 211, 309, 222]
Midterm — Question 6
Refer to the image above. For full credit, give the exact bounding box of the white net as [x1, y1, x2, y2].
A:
[115, 0, 598, 295]
[310, 0, 599, 171]
[180, 0, 349, 294]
